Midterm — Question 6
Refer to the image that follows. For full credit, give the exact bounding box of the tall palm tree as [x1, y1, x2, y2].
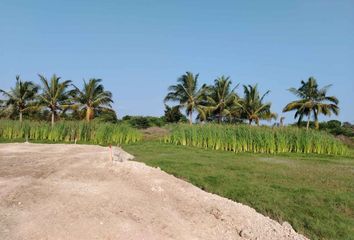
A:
[283, 77, 339, 129]
[205, 76, 239, 123]
[239, 84, 276, 125]
[72, 78, 114, 122]
[38, 74, 72, 126]
[164, 72, 207, 125]
[0, 75, 38, 122]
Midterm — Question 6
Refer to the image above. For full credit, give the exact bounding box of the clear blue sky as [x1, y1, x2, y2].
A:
[1, 0, 353, 123]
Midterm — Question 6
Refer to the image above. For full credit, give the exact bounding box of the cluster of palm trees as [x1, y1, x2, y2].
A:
[0, 72, 340, 130]
[283, 77, 339, 129]
[164, 72, 276, 125]
[0, 74, 114, 126]
[165, 72, 339, 129]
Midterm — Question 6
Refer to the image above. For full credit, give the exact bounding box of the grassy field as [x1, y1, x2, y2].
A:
[124, 141, 354, 240]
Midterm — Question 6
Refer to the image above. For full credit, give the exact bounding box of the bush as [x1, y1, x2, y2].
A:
[0, 120, 142, 145]
[319, 120, 354, 137]
[164, 124, 348, 155]
[163, 105, 187, 123]
[122, 115, 165, 129]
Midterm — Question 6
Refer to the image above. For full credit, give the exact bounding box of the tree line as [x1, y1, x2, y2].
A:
[0, 74, 114, 126]
[165, 72, 339, 129]
[0, 72, 340, 130]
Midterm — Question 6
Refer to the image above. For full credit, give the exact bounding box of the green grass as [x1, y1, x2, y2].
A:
[124, 141, 354, 240]
[165, 124, 348, 155]
[1, 120, 352, 239]
[0, 120, 142, 145]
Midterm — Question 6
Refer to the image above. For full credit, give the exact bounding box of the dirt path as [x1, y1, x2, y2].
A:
[0, 143, 308, 240]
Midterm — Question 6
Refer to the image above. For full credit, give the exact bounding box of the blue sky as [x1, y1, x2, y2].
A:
[1, 0, 353, 123]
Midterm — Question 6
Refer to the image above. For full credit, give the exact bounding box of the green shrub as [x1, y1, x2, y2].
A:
[0, 120, 142, 145]
[320, 120, 354, 137]
[163, 105, 188, 123]
[164, 124, 348, 155]
[122, 115, 165, 129]
[296, 120, 354, 138]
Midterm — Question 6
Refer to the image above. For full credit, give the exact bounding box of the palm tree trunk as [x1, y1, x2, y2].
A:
[51, 112, 55, 127]
[19, 112, 23, 123]
[314, 120, 319, 130]
[306, 113, 311, 130]
[86, 107, 92, 122]
[189, 112, 193, 125]
[249, 119, 252, 125]
[314, 110, 319, 130]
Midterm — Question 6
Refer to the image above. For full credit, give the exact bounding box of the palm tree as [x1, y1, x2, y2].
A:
[72, 78, 114, 122]
[283, 77, 318, 129]
[38, 74, 72, 126]
[239, 84, 277, 125]
[283, 77, 339, 129]
[0, 75, 38, 122]
[164, 72, 207, 125]
[205, 76, 239, 123]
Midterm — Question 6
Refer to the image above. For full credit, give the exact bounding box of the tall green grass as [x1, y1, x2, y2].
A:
[164, 124, 348, 155]
[0, 120, 142, 145]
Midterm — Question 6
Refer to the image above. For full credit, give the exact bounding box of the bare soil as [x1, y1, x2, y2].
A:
[140, 127, 169, 140]
[0, 143, 308, 240]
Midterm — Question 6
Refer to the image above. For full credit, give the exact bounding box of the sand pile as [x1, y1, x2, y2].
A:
[0, 143, 308, 240]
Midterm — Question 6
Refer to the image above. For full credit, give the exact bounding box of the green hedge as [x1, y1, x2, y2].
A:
[0, 120, 142, 145]
[164, 124, 348, 155]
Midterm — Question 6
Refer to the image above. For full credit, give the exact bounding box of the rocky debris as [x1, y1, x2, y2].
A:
[111, 146, 135, 162]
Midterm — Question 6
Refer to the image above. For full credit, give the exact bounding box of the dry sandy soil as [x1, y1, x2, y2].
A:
[0, 143, 308, 240]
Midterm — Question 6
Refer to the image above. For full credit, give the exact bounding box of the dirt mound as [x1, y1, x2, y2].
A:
[141, 127, 169, 140]
[0, 143, 308, 240]
[336, 134, 354, 147]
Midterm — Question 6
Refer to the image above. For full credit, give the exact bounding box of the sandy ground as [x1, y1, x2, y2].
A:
[0, 143, 308, 240]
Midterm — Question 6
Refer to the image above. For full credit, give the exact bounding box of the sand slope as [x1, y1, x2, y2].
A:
[0, 143, 308, 240]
